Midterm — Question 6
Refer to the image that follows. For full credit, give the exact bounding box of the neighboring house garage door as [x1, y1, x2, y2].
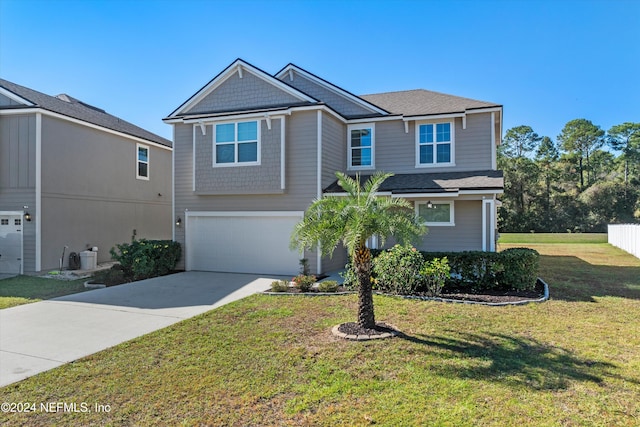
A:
[185, 212, 303, 275]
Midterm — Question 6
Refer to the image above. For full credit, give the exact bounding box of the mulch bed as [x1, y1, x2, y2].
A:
[267, 280, 545, 304]
[435, 279, 546, 303]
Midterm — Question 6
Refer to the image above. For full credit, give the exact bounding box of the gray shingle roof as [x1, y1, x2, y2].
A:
[360, 89, 500, 117]
[324, 170, 503, 194]
[0, 78, 171, 147]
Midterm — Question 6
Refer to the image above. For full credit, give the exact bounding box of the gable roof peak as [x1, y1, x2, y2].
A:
[166, 58, 318, 119]
[274, 63, 390, 117]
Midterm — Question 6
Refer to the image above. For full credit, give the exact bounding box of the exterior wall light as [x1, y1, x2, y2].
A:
[24, 212, 32, 221]
[175, 217, 182, 227]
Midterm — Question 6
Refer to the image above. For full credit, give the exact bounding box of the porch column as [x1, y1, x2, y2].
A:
[482, 199, 496, 252]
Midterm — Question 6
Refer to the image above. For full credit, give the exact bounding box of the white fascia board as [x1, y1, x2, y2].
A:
[183, 110, 290, 124]
[347, 115, 404, 124]
[0, 87, 35, 106]
[466, 106, 503, 114]
[170, 60, 317, 118]
[275, 65, 389, 116]
[179, 105, 347, 125]
[403, 112, 466, 122]
[185, 211, 304, 218]
[391, 192, 459, 199]
[0, 108, 172, 151]
[325, 191, 393, 197]
[459, 189, 503, 195]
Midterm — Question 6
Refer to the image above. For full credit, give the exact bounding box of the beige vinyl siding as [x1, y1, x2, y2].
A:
[39, 115, 171, 269]
[374, 113, 493, 174]
[417, 200, 482, 251]
[186, 71, 302, 115]
[173, 110, 320, 271]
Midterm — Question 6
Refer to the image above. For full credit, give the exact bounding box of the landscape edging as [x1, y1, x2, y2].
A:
[263, 278, 549, 306]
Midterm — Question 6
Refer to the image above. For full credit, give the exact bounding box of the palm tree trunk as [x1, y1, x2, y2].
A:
[353, 243, 375, 329]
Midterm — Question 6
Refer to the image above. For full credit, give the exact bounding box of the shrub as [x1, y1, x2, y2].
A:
[496, 248, 539, 291]
[270, 280, 289, 292]
[292, 274, 316, 292]
[373, 245, 424, 295]
[420, 257, 451, 296]
[318, 280, 339, 293]
[110, 239, 181, 281]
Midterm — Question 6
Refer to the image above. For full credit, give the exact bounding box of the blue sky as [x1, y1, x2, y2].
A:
[1, 0, 638, 145]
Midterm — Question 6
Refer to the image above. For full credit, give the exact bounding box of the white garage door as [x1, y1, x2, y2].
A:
[186, 212, 303, 275]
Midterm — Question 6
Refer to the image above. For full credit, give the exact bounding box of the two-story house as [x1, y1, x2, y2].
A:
[0, 79, 173, 274]
[164, 59, 503, 276]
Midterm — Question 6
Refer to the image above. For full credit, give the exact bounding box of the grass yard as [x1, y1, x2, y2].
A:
[1, 235, 639, 426]
[0, 276, 88, 309]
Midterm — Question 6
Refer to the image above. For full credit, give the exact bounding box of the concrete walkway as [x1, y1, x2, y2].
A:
[0, 271, 284, 387]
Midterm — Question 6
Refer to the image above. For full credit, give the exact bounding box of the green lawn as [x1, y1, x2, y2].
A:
[2, 236, 639, 426]
[0, 275, 88, 309]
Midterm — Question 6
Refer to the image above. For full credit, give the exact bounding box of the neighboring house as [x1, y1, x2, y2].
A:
[0, 79, 173, 274]
[164, 59, 503, 276]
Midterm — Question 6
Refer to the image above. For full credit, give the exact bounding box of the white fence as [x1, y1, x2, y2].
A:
[608, 224, 640, 259]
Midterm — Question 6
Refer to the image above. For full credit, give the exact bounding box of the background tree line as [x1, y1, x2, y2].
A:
[498, 120, 640, 232]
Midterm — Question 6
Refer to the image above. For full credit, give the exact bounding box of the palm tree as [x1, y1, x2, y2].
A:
[291, 172, 427, 330]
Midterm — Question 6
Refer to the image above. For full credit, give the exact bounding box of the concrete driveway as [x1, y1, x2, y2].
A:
[0, 271, 284, 387]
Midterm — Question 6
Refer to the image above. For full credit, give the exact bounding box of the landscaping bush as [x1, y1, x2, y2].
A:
[318, 280, 339, 293]
[270, 280, 289, 292]
[292, 275, 316, 292]
[345, 246, 539, 295]
[110, 239, 181, 281]
[373, 245, 424, 295]
[421, 257, 451, 296]
[495, 247, 539, 291]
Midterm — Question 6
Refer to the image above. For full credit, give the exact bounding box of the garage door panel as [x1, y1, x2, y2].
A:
[187, 213, 301, 275]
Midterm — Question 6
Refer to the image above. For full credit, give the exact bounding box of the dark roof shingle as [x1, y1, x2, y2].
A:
[360, 89, 500, 117]
[0, 79, 171, 147]
[324, 170, 503, 194]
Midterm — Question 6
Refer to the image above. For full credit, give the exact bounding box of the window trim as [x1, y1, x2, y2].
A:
[136, 143, 149, 180]
[347, 123, 375, 170]
[213, 119, 261, 167]
[415, 200, 455, 226]
[415, 120, 455, 168]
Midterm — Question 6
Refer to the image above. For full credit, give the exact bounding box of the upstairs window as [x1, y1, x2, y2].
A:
[416, 201, 455, 226]
[348, 124, 375, 169]
[214, 121, 259, 166]
[137, 144, 149, 180]
[416, 122, 454, 167]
